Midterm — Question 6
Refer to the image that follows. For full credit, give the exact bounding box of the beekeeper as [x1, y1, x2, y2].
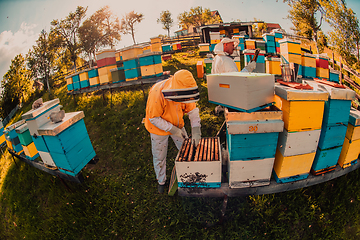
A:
[145, 69, 201, 194]
[211, 37, 256, 74]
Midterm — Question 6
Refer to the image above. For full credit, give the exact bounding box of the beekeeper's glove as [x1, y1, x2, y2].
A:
[191, 126, 201, 147]
[242, 61, 256, 73]
[169, 125, 185, 139]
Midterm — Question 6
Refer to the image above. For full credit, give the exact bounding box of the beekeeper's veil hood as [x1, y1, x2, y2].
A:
[213, 37, 239, 55]
[161, 69, 200, 103]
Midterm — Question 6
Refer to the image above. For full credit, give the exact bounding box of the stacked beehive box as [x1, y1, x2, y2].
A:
[232, 28, 240, 35]
[210, 32, 221, 52]
[72, 73, 81, 91]
[273, 84, 328, 183]
[150, 37, 162, 52]
[161, 43, 172, 52]
[199, 43, 210, 55]
[4, 120, 25, 154]
[123, 57, 141, 81]
[96, 49, 117, 85]
[265, 57, 282, 75]
[88, 68, 100, 87]
[225, 106, 284, 188]
[0, 120, 5, 146]
[273, 30, 284, 53]
[79, 70, 90, 89]
[204, 57, 213, 73]
[338, 108, 360, 168]
[110, 67, 125, 83]
[37, 111, 96, 176]
[263, 33, 276, 54]
[245, 39, 256, 50]
[176, 137, 222, 188]
[299, 53, 317, 79]
[138, 52, 163, 79]
[65, 75, 73, 91]
[279, 39, 302, 65]
[255, 40, 266, 51]
[206, 72, 275, 112]
[172, 42, 182, 51]
[316, 54, 329, 79]
[329, 69, 340, 83]
[233, 35, 245, 51]
[143, 44, 151, 54]
[15, 123, 39, 160]
[307, 81, 355, 174]
[22, 99, 61, 168]
[115, 51, 122, 62]
[243, 49, 266, 73]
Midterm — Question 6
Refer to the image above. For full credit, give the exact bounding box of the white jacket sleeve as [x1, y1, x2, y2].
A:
[212, 55, 238, 74]
[187, 107, 201, 128]
[149, 117, 173, 132]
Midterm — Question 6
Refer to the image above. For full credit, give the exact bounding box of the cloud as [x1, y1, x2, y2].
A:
[0, 22, 38, 82]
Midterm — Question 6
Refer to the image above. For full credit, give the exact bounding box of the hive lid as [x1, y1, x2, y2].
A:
[6, 119, 26, 131]
[15, 123, 29, 134]
[305, 80, 355, 100]
[22, 99, 60, 120]
[275, 83, 328, 101]
[37, 111, 85, 136]
[349, 108, 360, 126]
[137, 52, 162, 58]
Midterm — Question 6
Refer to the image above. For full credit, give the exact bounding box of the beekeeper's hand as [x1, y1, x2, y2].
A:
[169, 125, 185, 139]
[191, 126, 201, 147]
[242, 61, 256, 73]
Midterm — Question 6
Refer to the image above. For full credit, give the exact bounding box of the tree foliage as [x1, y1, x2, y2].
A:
[78, 5, 121, 62]
[320, 0, 360, 64]
[121, 11, 144, 44]
[157, 10, 173, 37]
[177, 6, 222, 30]
[50, 6, 87, 72]
[1, 54, 32, 117]
[252, 19, 268, 37]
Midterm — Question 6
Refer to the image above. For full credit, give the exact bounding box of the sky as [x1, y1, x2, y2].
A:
[1, 0, 360, 91]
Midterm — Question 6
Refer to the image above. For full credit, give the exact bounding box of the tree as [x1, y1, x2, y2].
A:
[252, 19, 268, 37]
[1, 54, 32, 117]
[321, 0, 360, 64]
[27, 29, 60, 94]
[121, 11, 144, 44]
[177, 6, 222, 30]
[51, 6, 87, 72]
[79, 5, 121, 62]
[157, 10, 173, 37]
[285, 0, 325, 54]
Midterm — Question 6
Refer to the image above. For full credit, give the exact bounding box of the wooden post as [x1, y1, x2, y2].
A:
[332, 53, 335, 70]
[340, 57, 343, 85]
[73, 94, 77, 106]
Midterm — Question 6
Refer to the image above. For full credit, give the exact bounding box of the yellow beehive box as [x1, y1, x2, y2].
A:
[154, 63, 163, 74]
[245, 39, 256, 49]
[302, 53, 317, 68]
[121, 47, 143, 61]
[282, 52, 302, 65]
[346, 124, 360, 141]
[23, 142, 38, 158]
[316, 67, 329, 79]
[219, 29, 226, 35]
[275, 37, 283, 42]
[150, 37, 161, 44]
[233, 28, 239, 33]
[98, 65, 116, 84]
[266, 57, 282, 75]
[140, 65, 156, 77]
[66, 77, 73, 85]
[0, 134, 5, 145]
[115, 52, 121, 62]
[126, 77, 139, 81]
[338, 138, 360, 168]
[199, 43, 210, 52]
[172, 43, 178, 51]
[89, 76, 100, 86]
[279, 39, 301, 54]
[234, 57, 241, 71]
[151, 42, 162, 52]
[79, 70, 89, 81]
[211, 39, 221, 44]
[275, 84, 328, 132]
[6, 139, 13, 150]
[274, 149, 316, 179]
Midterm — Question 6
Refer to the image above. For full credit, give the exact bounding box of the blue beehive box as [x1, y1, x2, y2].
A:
[88, 68, 99, 78]
[38, 111, 96, 176]
[125, 68, 141, 79]
[5, 120, 26, 154]
[123, 58, 140, 70]
[72, 74, 80, 82]
[329, 70, 340, 83]
[300, 66, 316, 79]
[162, 44, 172, 52]
[306, 81, 356, 174]
[67, 84, 73, 91]
[80, 80, 90, 89]
[73, 81, 80, 90]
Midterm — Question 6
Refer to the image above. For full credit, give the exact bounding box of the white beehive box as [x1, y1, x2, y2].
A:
[22, 99, 61, 136]
[206, 72, 275, 111]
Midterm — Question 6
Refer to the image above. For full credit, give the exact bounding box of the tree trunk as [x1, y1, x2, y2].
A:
[131, 28, 136, 44]
[168, 28, 170, 38]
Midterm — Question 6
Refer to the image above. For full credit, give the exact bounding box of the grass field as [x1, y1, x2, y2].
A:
[1, 49, 360, 239]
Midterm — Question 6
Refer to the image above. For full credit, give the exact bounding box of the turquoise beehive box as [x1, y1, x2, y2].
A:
[38, 111, 96, 176]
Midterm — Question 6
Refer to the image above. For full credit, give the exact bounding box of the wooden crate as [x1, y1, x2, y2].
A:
[207, 72, 275, 112]
[277, 129, 321, 157]
[228, 157, 275, 188]
[274, 149, 316, 183]
[274, 84, 328, 132]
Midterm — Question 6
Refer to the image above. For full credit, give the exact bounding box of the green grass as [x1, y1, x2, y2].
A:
[1, 49, 360, 239]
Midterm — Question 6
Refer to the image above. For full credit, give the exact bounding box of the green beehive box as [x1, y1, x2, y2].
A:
[15, 123, 33, 146]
